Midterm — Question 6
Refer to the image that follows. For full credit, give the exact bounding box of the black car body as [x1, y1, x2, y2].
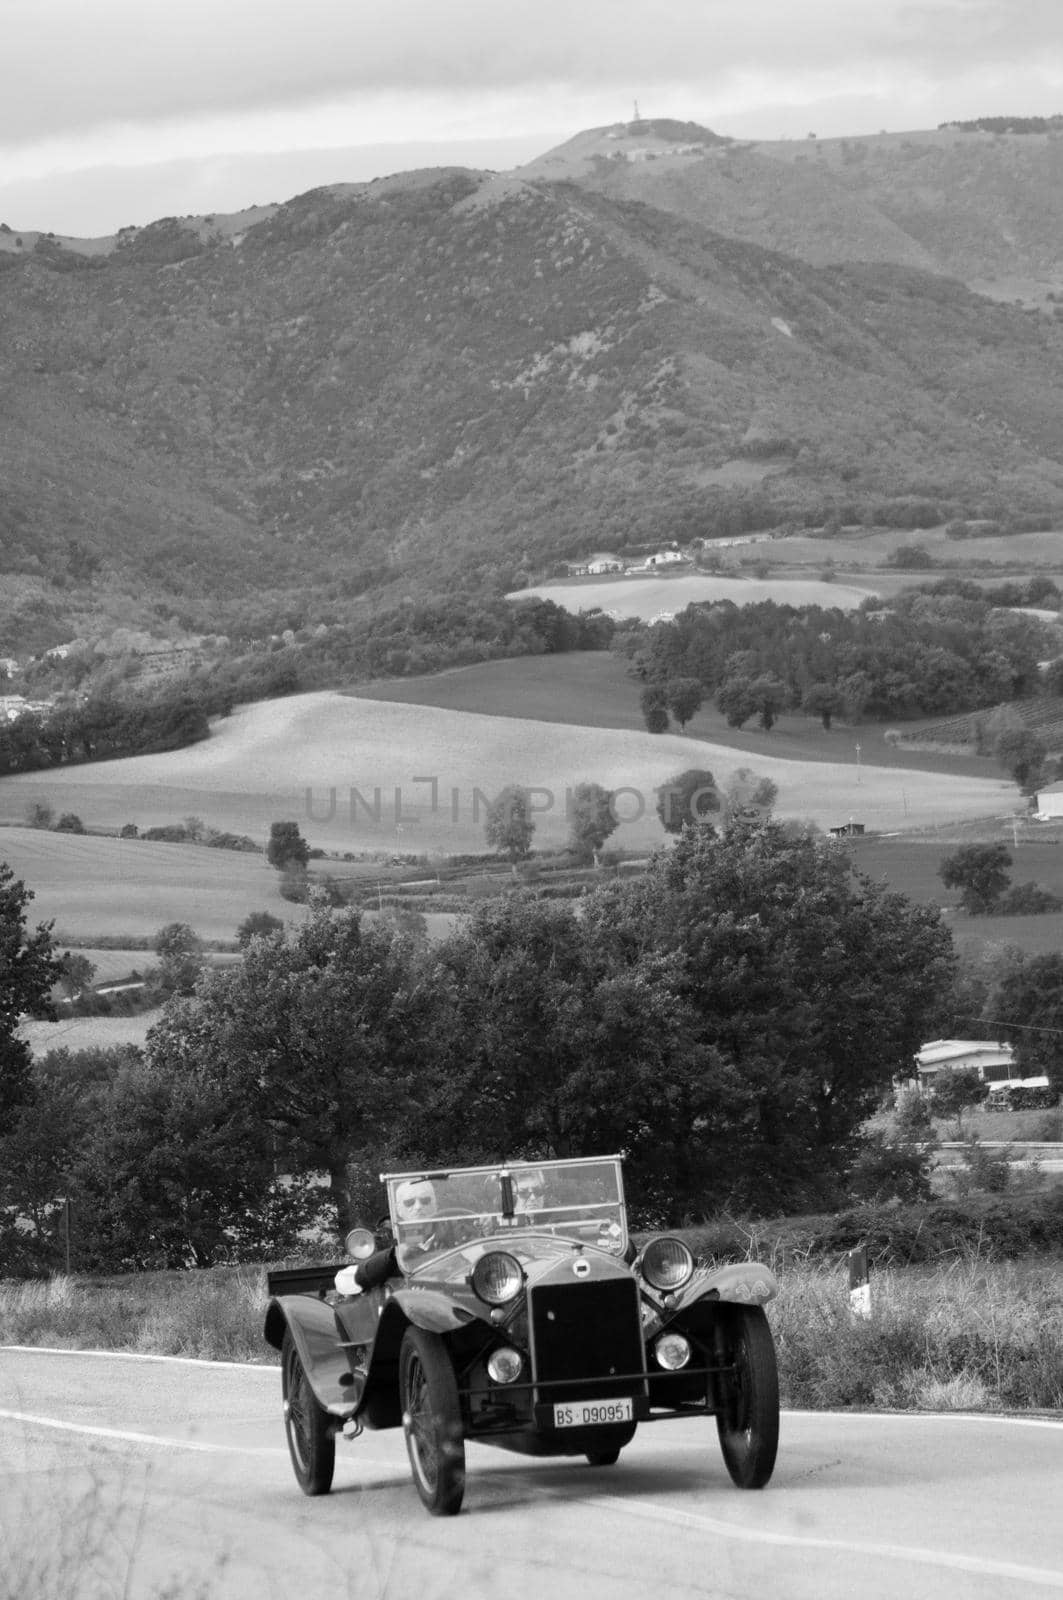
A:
[265, 1155, 780, 1515]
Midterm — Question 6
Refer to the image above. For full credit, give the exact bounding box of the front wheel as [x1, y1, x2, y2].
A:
[714, 1305, 779, 1489]
[399, 1328, 466, 1516]
[585, 1447, 621, 1466]
[281, 1330, 335, 1496]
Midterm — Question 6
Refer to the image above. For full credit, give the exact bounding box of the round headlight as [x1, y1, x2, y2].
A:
[640, 1237, 694, 1293]
[654, 1332, 692, 1371]
[486, 1347, 524, 1384]
[471, 1252, 524, 1306]
[344, 1227, 376, 1261]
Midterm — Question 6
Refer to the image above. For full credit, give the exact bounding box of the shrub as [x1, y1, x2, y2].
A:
[55, 813, 86, 833]
[141, 824, 190, 843]
[998, 882, 1063, 914]
[119, 822, 139, 838]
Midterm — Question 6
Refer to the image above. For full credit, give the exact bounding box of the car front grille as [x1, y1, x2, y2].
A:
[529, 1278, 646, 1406]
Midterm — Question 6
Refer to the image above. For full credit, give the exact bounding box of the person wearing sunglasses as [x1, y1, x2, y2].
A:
[337, 1178, 439, 1295]
[513, 1168, 547, 1216]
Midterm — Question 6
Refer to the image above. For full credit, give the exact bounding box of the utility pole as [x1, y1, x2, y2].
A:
[855, 742, 862, 784]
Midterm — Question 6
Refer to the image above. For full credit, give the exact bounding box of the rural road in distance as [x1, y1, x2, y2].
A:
[2, 1348, 1061, 1600]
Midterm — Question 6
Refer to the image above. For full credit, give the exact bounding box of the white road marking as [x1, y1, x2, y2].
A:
[0, 1407, 286, 1455]
[559, 1488, 1063, 1589]
[2, 1345, 276, 1371]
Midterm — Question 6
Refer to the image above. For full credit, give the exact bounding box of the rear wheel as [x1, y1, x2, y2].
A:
[400, 1328, 466, 1516]
[282, 1330, 335, 1495]
[714, 1305, 779, 1489]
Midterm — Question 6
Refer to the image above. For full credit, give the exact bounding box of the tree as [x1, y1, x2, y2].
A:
[57, 951, 96, 999]
[142, 902, 452, 1231]
[750, 675, 787, 731]
[939, 843, 1012, 914]
[55, 813, 85, 834]
[584, 815, 954, 1212]
[655, 769, 721, 834]
[931, 1067, 984, 1138]
[236, 911, 284, 947]
[993, 950, 1063, 1097]
[640, 685, 670, 734]
[801, 682, 844, 730]
[153, 922, 204, 997]
[567, 782, 618, 863]
[665, 678, 704, 730]
[0, 863, 60, 1132]
[267, 820, 310, 872]
[722, 767, 778, 820]
[24, 800, 53, 830]
[484, 785, 534, 863]
[716, 675, 756, 729]
[995, 728, 1048, 794]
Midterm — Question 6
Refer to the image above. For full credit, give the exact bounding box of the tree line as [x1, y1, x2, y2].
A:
[621, 586, 1057, 733]
[1, 817, 959, 1274]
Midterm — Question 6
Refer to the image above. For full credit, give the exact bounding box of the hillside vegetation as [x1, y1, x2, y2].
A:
[3, 122, 1063, 651]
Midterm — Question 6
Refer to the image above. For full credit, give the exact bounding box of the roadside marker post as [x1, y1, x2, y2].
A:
[848, 1244, 871, 1321]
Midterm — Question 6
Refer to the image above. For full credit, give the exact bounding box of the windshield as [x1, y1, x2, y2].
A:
[381, 1157, 628, 1260]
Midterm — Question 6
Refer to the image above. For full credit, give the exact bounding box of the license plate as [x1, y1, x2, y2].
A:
[553, 1398, 633, 1428]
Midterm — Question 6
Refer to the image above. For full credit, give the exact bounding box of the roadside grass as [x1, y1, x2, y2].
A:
[3, 1245, 1060, 1412]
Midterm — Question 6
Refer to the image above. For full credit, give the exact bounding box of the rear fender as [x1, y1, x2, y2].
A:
[264, 1295, 356, 1417]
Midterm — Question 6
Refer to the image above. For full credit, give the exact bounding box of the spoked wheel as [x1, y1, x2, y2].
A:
[399, 1328, 466, 1516]
[282, 1330, 335, 1495]
[585, 1447, 621, 1466]
[714, 1305, 779, 1489]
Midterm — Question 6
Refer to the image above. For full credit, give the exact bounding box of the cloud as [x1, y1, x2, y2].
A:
[8, 0, 1062, 146]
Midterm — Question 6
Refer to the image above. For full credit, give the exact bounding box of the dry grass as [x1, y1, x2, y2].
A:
[513, 571, 875, 617]
[0, 692, 1019, 860]
[18, 1010, 163, 1058]
[3, 1251, 1060, 1412]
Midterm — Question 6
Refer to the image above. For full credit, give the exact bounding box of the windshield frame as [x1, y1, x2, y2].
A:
[379, 1155, 629, 1260]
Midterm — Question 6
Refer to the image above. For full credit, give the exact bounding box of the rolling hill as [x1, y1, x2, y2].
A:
[3, 118, 1063, 653]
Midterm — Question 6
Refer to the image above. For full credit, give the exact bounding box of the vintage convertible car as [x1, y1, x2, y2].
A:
[264, 1155, 779, 1516]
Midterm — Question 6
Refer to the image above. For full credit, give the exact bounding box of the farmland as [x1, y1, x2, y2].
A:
[511, 571, 875, 617]
[0, 692, 1017, 864]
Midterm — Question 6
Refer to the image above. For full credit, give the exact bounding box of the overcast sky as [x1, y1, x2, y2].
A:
[4, 0, 1061, 236]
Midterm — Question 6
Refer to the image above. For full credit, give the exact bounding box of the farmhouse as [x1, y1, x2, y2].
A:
[1035, 780, 1063, 819]
[911, 1038, 1016, 1094]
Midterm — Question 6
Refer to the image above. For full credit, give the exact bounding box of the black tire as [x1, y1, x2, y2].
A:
[282, 1330, 335, 1496]
[399, 1328, 466, 1516]
[585, 1447, 621, 1466]
[714, 1305, 779, 1489]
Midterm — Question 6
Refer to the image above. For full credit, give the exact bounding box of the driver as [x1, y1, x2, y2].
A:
[337, 1178, 438, 1295]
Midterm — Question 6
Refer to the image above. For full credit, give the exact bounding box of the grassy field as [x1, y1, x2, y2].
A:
[18, 1010, 164, 1059]
[0, 691, 1018, 859]
[0, 826, 302, 943]
[353, 652, 998, 778]
[512, 571, 875, 617]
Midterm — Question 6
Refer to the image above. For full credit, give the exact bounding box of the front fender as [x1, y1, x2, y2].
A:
[264, 1295, 356, 1418]
[691, 1261, 778, 1307]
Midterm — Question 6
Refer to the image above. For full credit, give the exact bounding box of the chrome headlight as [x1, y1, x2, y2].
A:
[640, 1237, 694, 1293]
[344, 1227, 376, 1261]
[471, 1251, 524, 1306]
[654, 1332, 691, 1370]
[486, 1347, 524, 1384]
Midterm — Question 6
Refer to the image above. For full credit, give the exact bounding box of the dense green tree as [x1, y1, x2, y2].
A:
[236, 910, 284, 947]
[801, 682, 844, 730]
[57, 951, 96, 999]
[722, 767, 778, 820]
[142, 903, 450, 1230]
[584, 816, 954, 1211]
[0, 863, 59, 1132]
[992, 951, 1063, 1097]
[665, 677, 704, 730]
[995, 728, 1048, 794]
[931, 1067, 984, 1137]
[749, 674, 787, 731]
[153, 922, 204, 997]
[654, 769, 721, 834]
[639, 685, 670, 733]
[566, 782, 619, 863]
[267, 819, 310, 871]
[484, 785, 535, 863]
[939, 843, 1012, 914]
[55, 812, 85, 834]
[715, 675, 756, 728]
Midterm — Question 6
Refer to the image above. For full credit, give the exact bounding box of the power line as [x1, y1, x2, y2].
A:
[949, 1012, 1063, 1038]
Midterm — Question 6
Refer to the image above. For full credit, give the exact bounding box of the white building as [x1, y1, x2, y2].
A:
[1034, 780, 1063, 819]
[911, 1039, 1016, 1094]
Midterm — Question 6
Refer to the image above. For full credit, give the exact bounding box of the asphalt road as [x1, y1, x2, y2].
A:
[2, 1348, 1061, 1600]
